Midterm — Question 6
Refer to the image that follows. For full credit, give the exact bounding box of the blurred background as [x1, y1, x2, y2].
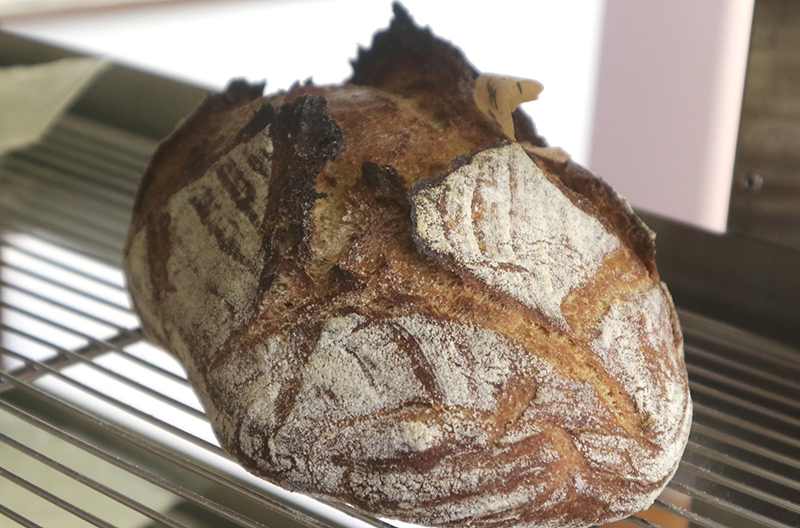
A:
[0, 0, 763, 237]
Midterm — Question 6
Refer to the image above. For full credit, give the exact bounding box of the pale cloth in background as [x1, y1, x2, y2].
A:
[0, 57, 108, 155]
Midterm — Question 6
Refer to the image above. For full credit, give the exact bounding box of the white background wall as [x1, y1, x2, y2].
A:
[590, 0, 754, 233]
[3, 0, 606, 166]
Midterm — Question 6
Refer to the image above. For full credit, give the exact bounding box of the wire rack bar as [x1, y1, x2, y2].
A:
[0, 344, 221, 454]
[0, 465, 119, 528]
[689, 380, 800, 430]
[1, 218, 126, 266]
[0, 248, 126, 294]
[679, 314, 800, 374]
[9, 137, 145, 183]
[684, 344, 800, 392]
[2, 241, 126, 290]
[53, 114, 159, 160]
[0, 503, 47, 528]
[690, 421, 800, 470]
[652, 498, 730, 528]
[2, 260, 130, 311]
[0, 385, 272, 528]
[1, 297, 187, 385]
[685, 441, 800, 492]
[44, 131, 151, 175]
[0, 278, 181, 390]
[693, 402, 800, 455]
[24, 141, 147, 187]
[27, 117, 153, 165]
[678, 459, 800, 516]
[0, 431, 193, 528]
[622, 516, 664, 528]
[0, 318, 204, 418]
[1, 157, 136, 212]
[0, 332, 142, 395]
[668, 480, 797, 528]
[0, 172, 130, 232]
[0, 370, 392, 528]
[687, 363, 800, 413]
[0, 205, 127, 248]
[0, 276, 133, 331]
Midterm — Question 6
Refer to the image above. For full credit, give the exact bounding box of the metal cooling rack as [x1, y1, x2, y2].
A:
[1, 112, 799, 528]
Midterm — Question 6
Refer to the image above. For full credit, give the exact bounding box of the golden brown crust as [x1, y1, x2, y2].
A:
[537, 156, 659, 278]
[123, 5, 690, 528]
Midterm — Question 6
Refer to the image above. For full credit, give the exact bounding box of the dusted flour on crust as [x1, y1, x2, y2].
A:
[123, 4, 691, 528]
[410, 143, 621, 329]
[205, 309, 689, 527]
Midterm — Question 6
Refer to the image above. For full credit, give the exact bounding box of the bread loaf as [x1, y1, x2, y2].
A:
[123, 5, 691, 527]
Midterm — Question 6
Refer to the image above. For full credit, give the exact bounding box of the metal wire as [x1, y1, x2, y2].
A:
[0, 503, 47, 528]
[687, 363, 800, 414]
[0, 381, 387, 528]
[0, 465, 120, 528]
[668, 480, 798, 528]
[0, 294, 187, 384]
[685, 441, 800, 493]
[0, 322, 204, 418]
[0, 344, 221, 455]
[679, 459, 800, 515]
[0, 431, 193, 528]
[689, 380, 800, 430]
[623, 516, 664, 528]
[0, 380, 272, 528]
[690, 421, 800, 470]
[684, 344, 800, 393]
[651, 499, 730, 528]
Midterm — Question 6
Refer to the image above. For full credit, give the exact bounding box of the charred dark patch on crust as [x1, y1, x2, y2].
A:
[260, 94, 345, 270]
[350, 3, 478, 114]
[235, 102, 276, 143]
[329, 264, 365, 293]
[360, 161, 406, 202]
[223, 79, 267, 104]
[349, 4, 545, 149]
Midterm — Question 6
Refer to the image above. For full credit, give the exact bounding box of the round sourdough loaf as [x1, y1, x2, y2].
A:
[123, 5, 691, 528]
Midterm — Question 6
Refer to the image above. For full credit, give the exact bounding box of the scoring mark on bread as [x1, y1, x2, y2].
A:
[159, 119, 275, 363]
[212, 309, 681, 525]
[409, 142, 620, 330]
